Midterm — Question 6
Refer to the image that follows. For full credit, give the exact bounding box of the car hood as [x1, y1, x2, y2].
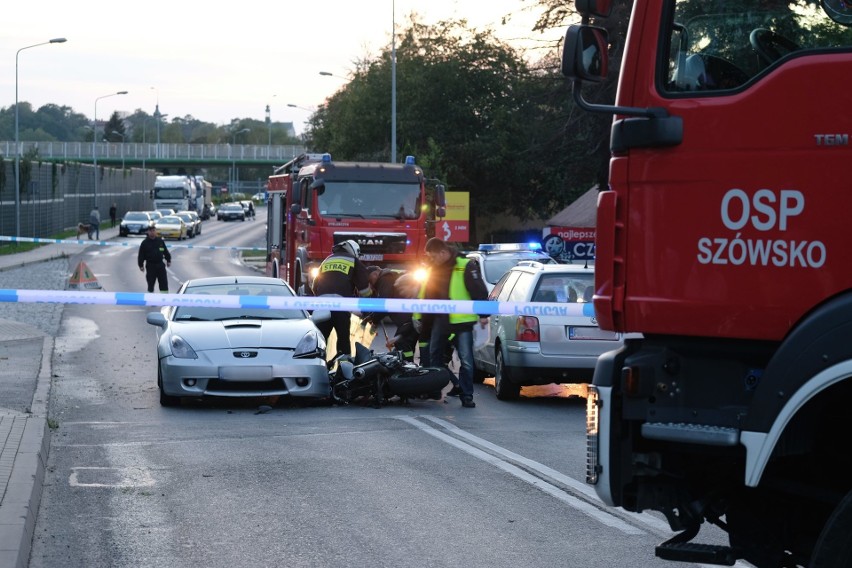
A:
[167, 318, 319, 349]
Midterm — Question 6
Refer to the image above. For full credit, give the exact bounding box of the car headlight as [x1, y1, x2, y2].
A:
[293, 330, 326, 359]
[169, 334, 198, 359]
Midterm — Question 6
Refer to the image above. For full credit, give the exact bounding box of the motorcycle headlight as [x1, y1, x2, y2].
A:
[169, 334, 198, 359]
[294, 330, 325, 359]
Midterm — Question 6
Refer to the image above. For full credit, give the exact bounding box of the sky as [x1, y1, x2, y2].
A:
[4, 1, 562, 136]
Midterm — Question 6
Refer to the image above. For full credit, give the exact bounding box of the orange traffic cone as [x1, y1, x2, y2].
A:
[68, 261, 103, 290]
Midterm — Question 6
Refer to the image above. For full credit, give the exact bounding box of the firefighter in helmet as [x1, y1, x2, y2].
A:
[312, 239, 372, 357]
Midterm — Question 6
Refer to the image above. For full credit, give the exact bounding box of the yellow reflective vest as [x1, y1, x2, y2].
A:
[414, 258, 477, 325]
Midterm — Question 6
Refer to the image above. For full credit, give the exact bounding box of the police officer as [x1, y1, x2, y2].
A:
[138, 226, 172, 293]
[312, 239, 372, 357]
[422, 237, 489, 408]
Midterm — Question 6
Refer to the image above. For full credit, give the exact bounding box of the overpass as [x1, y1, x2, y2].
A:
[0, 141, 308, 169]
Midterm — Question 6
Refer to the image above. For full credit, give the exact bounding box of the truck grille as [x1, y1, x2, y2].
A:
[334, 233, 407, 255]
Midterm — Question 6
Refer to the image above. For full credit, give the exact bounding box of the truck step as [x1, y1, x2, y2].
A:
[641, 422, 739, 446]
[656, 541, 737, 565]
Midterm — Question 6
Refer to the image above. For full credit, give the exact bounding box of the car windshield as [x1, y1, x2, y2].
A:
[176, 214, 192, 222]
[173, 283, 304, 321]
[317, 181, 421, 219]
[124, 213, 148, 221]
[531, 273, 594, 303]
[158, 217, 181, 225]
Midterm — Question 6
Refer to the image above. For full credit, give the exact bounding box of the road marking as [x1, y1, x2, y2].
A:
[394, 415, 644, 535]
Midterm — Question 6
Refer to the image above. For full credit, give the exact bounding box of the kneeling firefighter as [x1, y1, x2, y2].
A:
[312, 239, 372, 357]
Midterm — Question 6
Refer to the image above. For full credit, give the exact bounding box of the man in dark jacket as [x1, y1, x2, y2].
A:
[312, 239, 372, 357]
[423, 237, 489, 408]
[138, 226, 172, 293]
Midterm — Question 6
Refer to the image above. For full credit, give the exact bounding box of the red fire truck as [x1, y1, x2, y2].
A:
[265, 153, 445, 293]
[564, 0, 852, 565]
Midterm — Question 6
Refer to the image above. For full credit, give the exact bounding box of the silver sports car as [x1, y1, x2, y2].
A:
[146, 276, 331, 406]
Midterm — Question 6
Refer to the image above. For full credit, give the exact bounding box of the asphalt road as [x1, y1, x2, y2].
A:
[24, 212, 736, 568]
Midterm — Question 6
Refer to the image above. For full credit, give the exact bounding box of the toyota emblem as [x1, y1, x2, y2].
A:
[238, 351, 252, 358]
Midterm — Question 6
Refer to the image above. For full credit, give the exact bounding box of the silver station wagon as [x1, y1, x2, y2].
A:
[473, 261, 623, 400]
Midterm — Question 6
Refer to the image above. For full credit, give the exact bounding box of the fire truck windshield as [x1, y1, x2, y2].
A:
[317, 181, 421, 219]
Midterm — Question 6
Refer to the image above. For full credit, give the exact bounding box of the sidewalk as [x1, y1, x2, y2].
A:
[0, 224, 120, 568]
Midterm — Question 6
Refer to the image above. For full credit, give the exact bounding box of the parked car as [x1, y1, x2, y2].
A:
[145, 275, 331, 406]
[240, 200, 256, 218]
[218, 202, 246, 221]
[473, 261, 623, 400]
[118, 211, 155, 236]
[175, 211, 201, 238]
[466, 243, 556, 294]
[252, 192, 266, 203]
[154, 215, 187, 240]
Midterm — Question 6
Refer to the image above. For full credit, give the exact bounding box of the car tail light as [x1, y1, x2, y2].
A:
[514, 316, 539, 341]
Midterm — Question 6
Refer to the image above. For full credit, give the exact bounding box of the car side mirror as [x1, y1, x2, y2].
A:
[311, 309, 331, 323]
[146, 312, 167, 328]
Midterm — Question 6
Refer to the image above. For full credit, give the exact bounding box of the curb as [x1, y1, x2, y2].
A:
[0, 336, 52, 568]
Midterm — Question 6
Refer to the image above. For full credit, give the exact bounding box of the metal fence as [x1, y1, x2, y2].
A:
[0, 159, 155, 238]
[0, 142, 307, 163]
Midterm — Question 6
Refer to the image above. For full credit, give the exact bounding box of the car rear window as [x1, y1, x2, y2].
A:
[531, 274, 594, 303]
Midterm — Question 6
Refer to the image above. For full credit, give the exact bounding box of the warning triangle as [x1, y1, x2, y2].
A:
[68, 261, 103, 290]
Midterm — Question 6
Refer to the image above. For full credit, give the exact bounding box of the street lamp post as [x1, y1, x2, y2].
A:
[93, 91, 128, 209]
[231, 128, 250, 195]
[318, 71, 347, 80]
[14, 37, 66, 238]
[391, 0, 397, 163]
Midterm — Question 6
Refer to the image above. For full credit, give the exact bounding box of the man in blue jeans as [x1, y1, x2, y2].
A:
[89, 206, 101, 240]
[422, 238, 489, 408]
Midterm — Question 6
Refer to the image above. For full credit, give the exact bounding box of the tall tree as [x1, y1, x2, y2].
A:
[307, 16, 581, 220]
[104, 111, 127, 142]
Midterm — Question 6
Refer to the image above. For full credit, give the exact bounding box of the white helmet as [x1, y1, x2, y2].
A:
[335, 239, 360, 257]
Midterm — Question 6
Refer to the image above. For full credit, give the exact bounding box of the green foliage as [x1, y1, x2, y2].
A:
[104, 112, 126, 142]
[306, 15, 608, 221]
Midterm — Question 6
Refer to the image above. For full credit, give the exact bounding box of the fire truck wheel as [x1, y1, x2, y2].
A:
[809, 489, 852, 567]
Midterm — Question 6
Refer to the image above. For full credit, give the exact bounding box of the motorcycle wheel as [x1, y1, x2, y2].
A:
[388, 366, 452, 397]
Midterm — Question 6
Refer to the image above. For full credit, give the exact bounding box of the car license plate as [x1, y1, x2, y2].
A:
[361, 254, 384, 261]
[220, 366, 273, 380]
[569, 326, 619, 340]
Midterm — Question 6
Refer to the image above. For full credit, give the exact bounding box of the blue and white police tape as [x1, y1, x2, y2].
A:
[0, 289, 596, 317]
[0, 235, 264, 252]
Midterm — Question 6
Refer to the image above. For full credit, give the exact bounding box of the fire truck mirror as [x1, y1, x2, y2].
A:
[435, 184, 446, 207]
[563, 25, 609, 82]
[576, 0, 612, 18]
[290, 203, 302, 215]
[436, 206, 446, 218]
[310, 178, 325, 190]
